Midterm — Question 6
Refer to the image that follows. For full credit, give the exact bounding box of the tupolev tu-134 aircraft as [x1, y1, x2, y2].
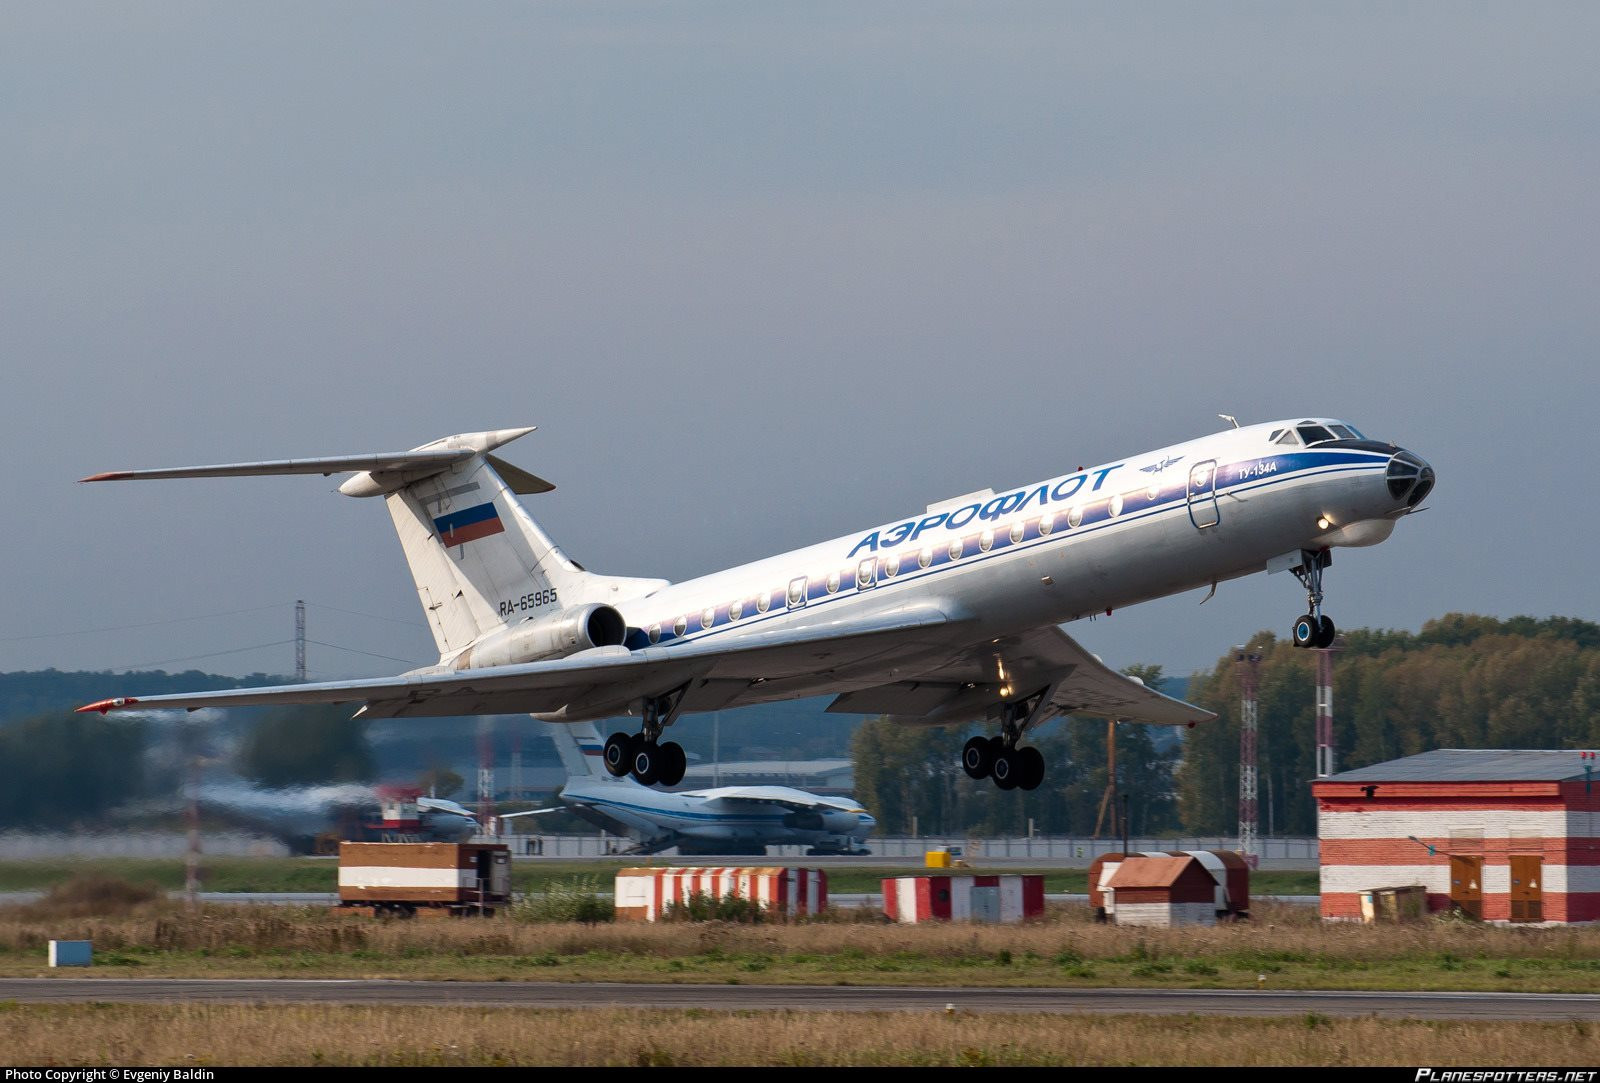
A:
[80, 417, 1434, 793]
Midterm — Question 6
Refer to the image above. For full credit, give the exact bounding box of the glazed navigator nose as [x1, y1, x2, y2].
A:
[1386, 450, 1435, 508]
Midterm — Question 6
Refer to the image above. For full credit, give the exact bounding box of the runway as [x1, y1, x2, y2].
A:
[3, 979, 1597, 1021]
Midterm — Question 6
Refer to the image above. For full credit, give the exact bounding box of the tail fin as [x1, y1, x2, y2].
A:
[83, 426, 668, 663]
[545, 721, 607, 780]
[346, 428, 668, 658]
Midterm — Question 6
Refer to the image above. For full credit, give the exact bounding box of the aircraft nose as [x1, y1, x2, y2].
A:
[1385, 450, 1435, 509]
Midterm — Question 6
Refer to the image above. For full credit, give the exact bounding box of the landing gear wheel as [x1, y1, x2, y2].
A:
[657, 741, 687, 787]
[631, 739, 661, 786]
[991, 750, 1020, 791]
[603, 732, 634, 777]
[962, 736, 994, 780]
[1315, 615, 1337, 649]
[1017, 746, 1046, 791]
[1290, 549, 1334, 650]
[1292, 613, 1319, 649]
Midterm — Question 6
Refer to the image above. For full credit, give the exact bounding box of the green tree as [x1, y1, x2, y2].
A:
[0, 711, 147, 826]
[419, 766, 464, 798]
[235, 704, 374, 788]
[1176, 614, 1600, 835]
[849, 661, 1183, 838]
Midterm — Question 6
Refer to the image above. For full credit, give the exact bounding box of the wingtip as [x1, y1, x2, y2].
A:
[77, 697, 137, 714]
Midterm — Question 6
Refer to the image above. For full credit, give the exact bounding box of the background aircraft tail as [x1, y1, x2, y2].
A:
[543, 720, 611, 781]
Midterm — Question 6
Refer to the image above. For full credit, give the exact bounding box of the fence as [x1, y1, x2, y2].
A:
[493, 832, 1319, 866]
[0, 832, 291, 859]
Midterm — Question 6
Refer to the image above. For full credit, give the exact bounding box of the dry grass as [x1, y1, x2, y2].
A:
[0, 1003, 1594, 1066]
[8, 874, 164, 920]
[1, 899, 1598, 990]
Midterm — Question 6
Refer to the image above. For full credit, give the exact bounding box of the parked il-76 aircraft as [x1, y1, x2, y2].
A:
[503, 723, 874, 856]
[80, 417, 1434, 792]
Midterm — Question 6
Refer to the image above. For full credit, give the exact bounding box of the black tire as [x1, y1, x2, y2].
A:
[603, 731, 634, 777]
[657, 741, 687, 787]
[632, 740, 660, 786]
[1292, 613, 1318, 648]
[1018, 746, 1046, 791]
[992, 750, 1019, 791]
[962, 735, 993, 779]
[1315, 615, 1337, 649]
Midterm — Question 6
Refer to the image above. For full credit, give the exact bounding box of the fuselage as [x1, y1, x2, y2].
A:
[597, 418, 1430, 705]
[560, 776, 876, 853]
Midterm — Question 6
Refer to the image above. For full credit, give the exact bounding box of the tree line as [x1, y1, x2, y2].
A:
[1174, 613, 1600, 836]
[852, 614, 1600, 839]
[5, 613, 1597, 833]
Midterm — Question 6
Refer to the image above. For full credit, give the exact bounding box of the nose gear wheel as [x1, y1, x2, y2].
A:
[1290, 549, 1337, 649]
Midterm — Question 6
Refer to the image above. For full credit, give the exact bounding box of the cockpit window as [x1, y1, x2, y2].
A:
[1328, 424, 1355, 439]
[1274, 428, 1300, 446]
[1297, 424, 1336, 445]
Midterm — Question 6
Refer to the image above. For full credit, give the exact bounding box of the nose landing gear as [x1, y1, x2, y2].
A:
[604, 684, 690, 787]
[961, 689, 1051, 791]
[1290, 548, 1337, 649]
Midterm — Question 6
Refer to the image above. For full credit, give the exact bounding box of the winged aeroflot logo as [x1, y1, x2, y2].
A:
[1139, 456, 1184, 474]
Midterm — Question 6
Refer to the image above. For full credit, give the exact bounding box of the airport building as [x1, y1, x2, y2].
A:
[1314, 749, 1600, 923]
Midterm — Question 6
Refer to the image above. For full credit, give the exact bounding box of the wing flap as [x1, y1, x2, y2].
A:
[825, 625, 1214, 728]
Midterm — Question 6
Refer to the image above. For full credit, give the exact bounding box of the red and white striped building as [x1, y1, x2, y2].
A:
[613, 866, 827, 922]
[881, 874, 1045, 924]
[1314, 749, 1600, 923]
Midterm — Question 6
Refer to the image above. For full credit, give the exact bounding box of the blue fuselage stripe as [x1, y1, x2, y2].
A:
[622, 450, 1387, 650]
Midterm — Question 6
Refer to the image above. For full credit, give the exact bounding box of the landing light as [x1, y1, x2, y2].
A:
[1317, 517, 1331, 531]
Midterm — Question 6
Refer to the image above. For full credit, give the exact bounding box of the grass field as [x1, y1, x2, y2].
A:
[3, 878, 1597, 993]
[5, 864, 1594, 1066]
[2, 1003, 1596, 1067]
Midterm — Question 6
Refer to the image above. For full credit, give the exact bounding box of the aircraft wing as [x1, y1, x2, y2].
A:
[77, 602, 962, 719]
[690, 786, 856, 813]
[824, 624, 1214, 728]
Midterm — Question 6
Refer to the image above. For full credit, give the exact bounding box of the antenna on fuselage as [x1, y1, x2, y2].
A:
[1218, 414, 1240, 429]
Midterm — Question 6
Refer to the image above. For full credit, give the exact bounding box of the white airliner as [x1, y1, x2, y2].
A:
[502, 723, 875, 856]
[79, 417, 1434, 792]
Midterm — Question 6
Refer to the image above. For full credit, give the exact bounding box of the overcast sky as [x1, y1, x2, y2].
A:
[4, 3, 1597, 688]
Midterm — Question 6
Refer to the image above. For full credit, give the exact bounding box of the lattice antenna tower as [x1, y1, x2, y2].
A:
[1235, 649, 1262, 869]
[294, 599, 306, 682]
[1315, 637, 1343, 777]
[477, 715, 494, 834]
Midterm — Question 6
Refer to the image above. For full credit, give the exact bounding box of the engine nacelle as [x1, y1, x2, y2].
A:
[456, 603, 628, 669]
[783, 809, 861, 835]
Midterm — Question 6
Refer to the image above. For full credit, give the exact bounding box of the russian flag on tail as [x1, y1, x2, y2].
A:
[433, 502, 505, 547]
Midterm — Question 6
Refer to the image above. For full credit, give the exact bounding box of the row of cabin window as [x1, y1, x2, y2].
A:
[644, 491, 1161, 644]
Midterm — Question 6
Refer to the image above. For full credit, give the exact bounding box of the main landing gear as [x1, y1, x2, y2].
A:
[961, 691, 1050, 791]
[604, 685, 689, 787]
[1290, 548, 1338, 649]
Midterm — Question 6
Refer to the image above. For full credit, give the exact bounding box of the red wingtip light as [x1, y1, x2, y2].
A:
[77, 697, 137, 715]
